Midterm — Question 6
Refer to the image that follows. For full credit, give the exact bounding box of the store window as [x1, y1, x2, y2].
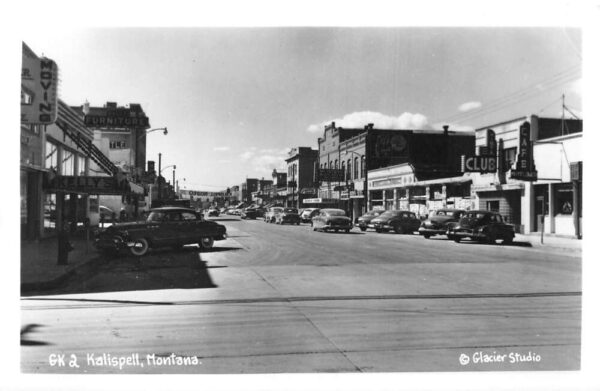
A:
[62, 150, 75, 175]
[45, 141, 58, 170]
[43, 193, 56, 232]
[77, 155, 86, 176]
[555, 184, 573, 215]
[109, 140, 127, 149]
[504, 147, 517, 171]
[487, 200, 500, 212]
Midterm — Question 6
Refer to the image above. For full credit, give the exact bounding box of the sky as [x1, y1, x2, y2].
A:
[21, 26, 581, 192]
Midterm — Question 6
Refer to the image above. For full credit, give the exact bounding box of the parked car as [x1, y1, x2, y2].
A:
[311, 208, 353, 233]
[206, 208, 220, 217]
[241, 208, 258, 220]
[447, 210, 515, 244]
[418, 208, 465, 238]
[264, 207, 284, 223]
[276, 208, 301, 225]
[94, 207, 227, 256]
[371, 210, 421, 234]
[300, 208, 320, 223]
[355, 209, 383, 231]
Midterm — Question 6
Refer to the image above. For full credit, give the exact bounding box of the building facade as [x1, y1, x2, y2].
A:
[285, 147, 319, 209]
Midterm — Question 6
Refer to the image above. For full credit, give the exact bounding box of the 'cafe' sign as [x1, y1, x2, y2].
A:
[510, 121, 538, 181]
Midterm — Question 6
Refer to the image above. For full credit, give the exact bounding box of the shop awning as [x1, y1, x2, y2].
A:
[405, 176, 472, 188]
[129, 181, 144, 195]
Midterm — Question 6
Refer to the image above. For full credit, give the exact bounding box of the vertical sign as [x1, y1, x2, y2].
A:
[510, 121, 538, 181]
[21, 42, 59, 124]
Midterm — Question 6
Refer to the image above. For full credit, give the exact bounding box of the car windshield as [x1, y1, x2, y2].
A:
[283, 208, 298, 214]
[272, 207, 284, 213]
[325, 209, 346, 216]
[364, 211, 381, 217]
[436, 210, 456, 216]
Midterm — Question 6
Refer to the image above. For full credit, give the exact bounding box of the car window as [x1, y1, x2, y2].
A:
[181, 212, 197, 221]
[147, 211, 165, 222]
[166, 212, 182, 221]
[326, 210, 346, 216]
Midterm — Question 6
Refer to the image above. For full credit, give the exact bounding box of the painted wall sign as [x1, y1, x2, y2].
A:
[84, 114, 149, 128]
[21, 43, 59, 124]
[316, 168, 345, 182]
[510, 121, 538, 181]
[304, 198, 323, 204]
[44, 175, 130, 195]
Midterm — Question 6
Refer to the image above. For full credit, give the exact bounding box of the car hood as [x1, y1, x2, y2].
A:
[426, 215, 455, 224]
[371, 217, 392, 224]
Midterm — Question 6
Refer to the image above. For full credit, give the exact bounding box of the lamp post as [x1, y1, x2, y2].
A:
[134, 127, 168, 177]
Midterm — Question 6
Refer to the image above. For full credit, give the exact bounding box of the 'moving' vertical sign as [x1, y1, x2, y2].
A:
[21, 42, 59, 125]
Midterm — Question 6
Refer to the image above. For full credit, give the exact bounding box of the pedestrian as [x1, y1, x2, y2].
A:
[57, 221, 74, 265]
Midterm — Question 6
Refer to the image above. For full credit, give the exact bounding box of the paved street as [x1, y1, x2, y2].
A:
[21, 216, 581, 373]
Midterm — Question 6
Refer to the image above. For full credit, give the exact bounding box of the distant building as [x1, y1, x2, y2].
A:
[241, 178, 259, 203]
[285, 147, 319, 209]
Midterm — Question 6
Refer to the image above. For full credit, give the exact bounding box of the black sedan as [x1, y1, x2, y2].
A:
[371, 210, 421, 234]
[447, 210, 515, 244]
[418, 208, 465, 238]
[355, 209, 383, 231]
[276, 208, 301, 225]
[95, 207, 227, 256]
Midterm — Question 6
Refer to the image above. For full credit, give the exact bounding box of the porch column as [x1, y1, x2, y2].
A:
[442, 185, 447, 208]
[393, 188, 398, 209]
[548, 183, 555, 234]
[382, 190, 387, 210]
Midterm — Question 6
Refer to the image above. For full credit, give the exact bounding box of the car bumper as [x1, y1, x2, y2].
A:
[322, 223, 353, 230]
[373, 224, 393, 231]
[418, 227, 447, 236]
[449, 229, 486, 239]
[94, 236, 129, 251]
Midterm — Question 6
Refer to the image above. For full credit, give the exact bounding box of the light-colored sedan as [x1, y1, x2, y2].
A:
[264, 207, 284, 223]
[311, 208, 353, 233]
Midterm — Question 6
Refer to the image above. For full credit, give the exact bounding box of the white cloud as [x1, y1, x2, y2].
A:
[307, 111, 431, 133]
[458, 101, 482, 112]
[240, 151, 255, 161]
[213, 146, 230, 152]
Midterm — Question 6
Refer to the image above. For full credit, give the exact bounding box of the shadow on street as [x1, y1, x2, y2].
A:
[21, 324, 50, 346]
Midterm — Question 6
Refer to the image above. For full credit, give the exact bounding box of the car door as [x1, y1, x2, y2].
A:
[178, 211, 201, 244]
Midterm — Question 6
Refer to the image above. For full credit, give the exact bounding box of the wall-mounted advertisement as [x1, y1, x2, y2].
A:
[21, 42, 59, 124]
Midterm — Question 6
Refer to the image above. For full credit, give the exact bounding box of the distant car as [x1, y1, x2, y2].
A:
[447, 210, 515, 244]
[300, 208, 320, 223]
[241, 208, 258, 220]
[94, 207, 227, 256]
[371, 210, 421, 234]
[311, 209, 353, 233]
[276, 208, 301, 225]
[206, 208, 220, 217]
[418, 209, 465, 239]
[264, 207, 284, 223]
[355, 210, 383, 231]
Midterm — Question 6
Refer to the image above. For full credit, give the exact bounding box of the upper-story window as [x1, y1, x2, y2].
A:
[503, 147, 517, 170]
[334, 159, 338, 169]
[77, 155, 86, 176]
[353, 157, 359, 179]
[361, 155, 365, 178]
[109, 140, 127, 149]
[45, 141, 58, 171]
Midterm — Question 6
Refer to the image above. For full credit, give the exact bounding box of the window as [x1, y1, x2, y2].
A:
[45, 141, 58, 170]
[555, 185, 573, 215]
[341, 161, 345, 178]
[77, 155, 86, 176]
[181, 212, 197, 220]
[361, 155, 365, 178]
[347, 159, 351, 180]
[354, 157, 359, 179]
[62, 150, 74, 175]
[109, 140, 127, 149]
[334, 160, 338, 169]
[486, 201, 500, 213]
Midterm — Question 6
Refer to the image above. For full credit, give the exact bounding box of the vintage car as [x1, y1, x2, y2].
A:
[206, 208, 220, 217]
[276, 207, 301, 225]
[300, 208, 320, 223]
[447, 210, 515, 244]
[311, 208, 353, 233]
[418, 208, 465, 238]
[264, 207, 284, 223]
[371, 210, 421, 234]
[241, 208, 258, 220]
[355, 209, 383, 231]
[94, 207, 227, 256]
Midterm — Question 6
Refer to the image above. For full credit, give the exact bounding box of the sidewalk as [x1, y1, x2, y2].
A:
[515, 232, 582, 252]
[21, 234, 100, 293]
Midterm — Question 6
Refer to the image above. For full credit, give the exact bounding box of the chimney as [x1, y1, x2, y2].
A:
[443, 125, 449, 136]
[83, 100, 90, 115]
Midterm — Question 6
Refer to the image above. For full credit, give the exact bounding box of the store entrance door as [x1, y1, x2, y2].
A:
[535, 196, 545, 232]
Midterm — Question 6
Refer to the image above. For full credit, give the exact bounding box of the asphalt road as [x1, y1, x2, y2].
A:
[21, 216, 581, 373]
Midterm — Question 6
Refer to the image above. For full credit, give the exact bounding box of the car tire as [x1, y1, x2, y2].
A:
[360, 227, 366, 232]
[503, 235, 514, 244]
[129, 237, 150, 257]
[486, 231, 497, 244]
[423, 234, 431, 239]
[453, 236, 461, 243]
[344, 229, 350, 233]
[394, 225, 404, 234]
[375, 228, 382, 233]
[199, 236, 215, 250]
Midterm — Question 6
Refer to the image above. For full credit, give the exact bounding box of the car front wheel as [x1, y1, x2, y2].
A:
[199, 237, 214, 250]
[129, 237, 150, 257]
[394, 225, 404, 234]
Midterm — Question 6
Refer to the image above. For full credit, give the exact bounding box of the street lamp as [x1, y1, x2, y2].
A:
[137, 127, 168, 140]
